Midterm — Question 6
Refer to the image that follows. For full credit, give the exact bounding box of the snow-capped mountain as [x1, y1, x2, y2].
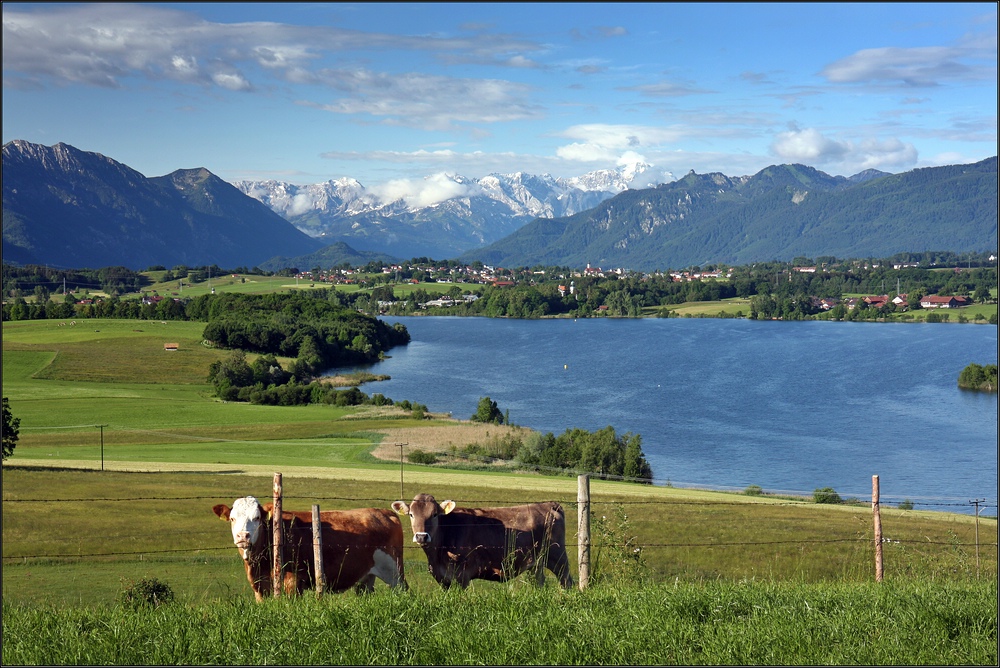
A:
[233, 163, 675, 259]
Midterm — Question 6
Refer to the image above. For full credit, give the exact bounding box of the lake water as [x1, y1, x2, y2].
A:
[330, 317, 998, 513]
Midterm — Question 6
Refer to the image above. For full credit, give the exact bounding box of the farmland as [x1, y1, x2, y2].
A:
[2, 317, 997, 665]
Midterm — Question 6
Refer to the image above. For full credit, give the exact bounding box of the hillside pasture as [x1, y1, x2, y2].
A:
[2, 318, 997, 624]
[651, 297, 753, 317]
[3, 463, 996, 610]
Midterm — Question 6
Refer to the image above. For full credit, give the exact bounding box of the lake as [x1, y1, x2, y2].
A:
[330, 317, 998, 513]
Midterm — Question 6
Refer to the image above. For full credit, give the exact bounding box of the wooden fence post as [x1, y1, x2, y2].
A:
[578, 474, 591, 591]
[872, 474, 883, 583]
[272, 472, 283, 598]
[312, 504, 325, 599]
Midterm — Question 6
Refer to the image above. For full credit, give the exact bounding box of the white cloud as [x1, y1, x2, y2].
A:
[821, 44, 992, 87]
[770, 126, 918, 172]
[369, 172, 479, 208]
[771, 127, 850, 162]
[309, 70, 540, 130]
[170, 55, 198, 77]
[554, 124, 685, 163]
[1, 3, 547, 92]
[853, 137, 918, 171]
[211, 71, 252, 91]
[289, 192, 318, 216]
[619, 80, 713, 97]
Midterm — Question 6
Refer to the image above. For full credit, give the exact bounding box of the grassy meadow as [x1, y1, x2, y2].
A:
[3, 317, 997, 664]
[3, 580, 995, 665]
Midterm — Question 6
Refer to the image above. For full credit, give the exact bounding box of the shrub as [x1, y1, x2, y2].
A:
[591, 506, 646, 585]
[813, 487, 842, 504]
[118, 577, 174, 609]
[898, 499, 914, 510]
[744, 484, 763, 496]
[406, 449, 437, 465]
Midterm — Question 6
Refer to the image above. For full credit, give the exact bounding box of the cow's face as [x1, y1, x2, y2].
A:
[392, 494, 455, 545]
[214, 496, 265, 560]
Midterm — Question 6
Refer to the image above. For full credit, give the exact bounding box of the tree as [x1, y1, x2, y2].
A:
[207, 350, 253, 395]
[471, 396, 504, 424]
[622, 433, 652, 482]
[813, 487, 842, 504]
[2, 397, 20, 461]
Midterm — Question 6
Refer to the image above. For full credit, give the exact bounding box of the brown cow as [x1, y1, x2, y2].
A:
[391, 493, 573, 589]
[214, 496, 406, 601]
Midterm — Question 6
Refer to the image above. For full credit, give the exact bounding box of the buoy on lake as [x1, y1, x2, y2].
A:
[564, 364, 568, 370]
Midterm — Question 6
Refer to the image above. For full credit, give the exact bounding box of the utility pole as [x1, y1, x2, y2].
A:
[97, 424, 108, 471]
[970, 498, 985, 579]
[395, 443, 408, 498]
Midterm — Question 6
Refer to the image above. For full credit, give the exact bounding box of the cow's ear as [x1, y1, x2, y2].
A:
[441, 500, 456, 515]
[213, 504, 232, 521]
[391, 501, 409, 515]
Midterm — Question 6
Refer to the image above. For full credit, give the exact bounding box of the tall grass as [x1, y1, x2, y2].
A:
[3, 467, 996, 609]
[2, 579, 995, 665]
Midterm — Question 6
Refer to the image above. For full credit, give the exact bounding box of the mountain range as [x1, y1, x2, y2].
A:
[461, 159, 998, 270]
[2, 139, 996, 272]
[2, 140, 323, 270]
[233, 162, 674, 259]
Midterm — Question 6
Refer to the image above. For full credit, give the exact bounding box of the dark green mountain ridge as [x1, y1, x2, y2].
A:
[461, 158, 998, 271]
[2, 140, 324, 270]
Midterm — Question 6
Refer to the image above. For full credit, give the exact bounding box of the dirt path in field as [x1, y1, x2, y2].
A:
[368, 421, 535, 461]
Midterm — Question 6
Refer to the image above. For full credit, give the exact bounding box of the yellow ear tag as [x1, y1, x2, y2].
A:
[441, 500, 456, 515]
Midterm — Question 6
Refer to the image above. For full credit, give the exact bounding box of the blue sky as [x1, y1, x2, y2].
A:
[3, 2, 996, 191]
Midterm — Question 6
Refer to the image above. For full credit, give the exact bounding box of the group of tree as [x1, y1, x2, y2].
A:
[2, 397, 19, 461]
[206, 349, 429, 415]
[375, 260, 995, 321]
[2, 264, 150, 298]
[3, 253, 996, 325]
[197, 292, 410, 374]
[958, 363, 998, 392]
[470, 396, 509, 425]
[518, 426, 654, 482]
[452, 397, 652, 483]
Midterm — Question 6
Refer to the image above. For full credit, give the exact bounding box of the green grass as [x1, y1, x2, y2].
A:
[3, 313, 997, 665]
[3, 466, 996, 610]
[889, 303, 998, 323]
[2, 318, 997, 667]
[649, 297, 753, 317]
[2, 580, 995, 665]
[142, 273, 322, 298]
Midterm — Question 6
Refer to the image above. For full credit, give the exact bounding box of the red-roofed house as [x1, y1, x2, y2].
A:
[920, 295, 968, 309]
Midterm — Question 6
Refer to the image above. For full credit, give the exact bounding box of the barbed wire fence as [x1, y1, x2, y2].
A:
[4, 467, 997, 593]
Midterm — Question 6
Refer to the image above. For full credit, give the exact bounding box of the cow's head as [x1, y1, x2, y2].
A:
[391, 493, 455, 545]
[213, 496, 266, 560]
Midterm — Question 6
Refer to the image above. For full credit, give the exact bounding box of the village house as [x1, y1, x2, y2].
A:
[863, 295, 890, 309]
[920, 295, 970, 309]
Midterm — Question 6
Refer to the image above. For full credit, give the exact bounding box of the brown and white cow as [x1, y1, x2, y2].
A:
[391, 493, 573, 589]
[214, 496, 406, 601]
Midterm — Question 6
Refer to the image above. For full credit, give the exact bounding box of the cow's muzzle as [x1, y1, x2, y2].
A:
[235, 533, 252, 559]
[413, 532, 431, 545]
